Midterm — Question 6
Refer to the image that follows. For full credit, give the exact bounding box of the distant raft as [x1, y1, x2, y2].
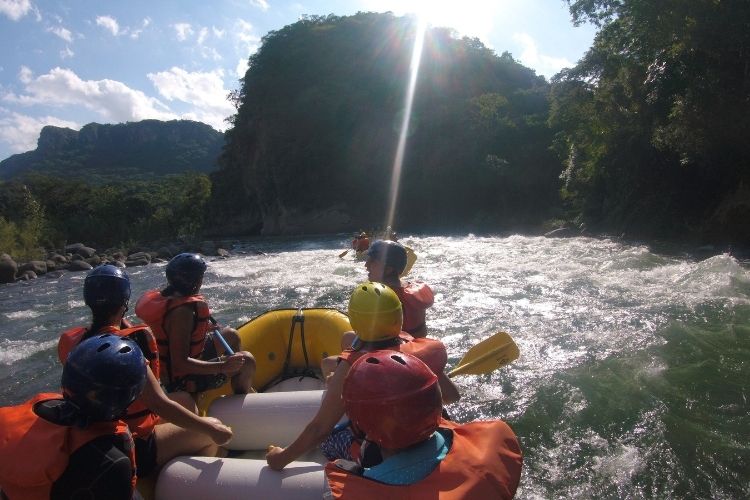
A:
[153, 308, 351, 500]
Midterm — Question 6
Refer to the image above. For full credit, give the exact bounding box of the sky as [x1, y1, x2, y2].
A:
[0, 0, 597, 163]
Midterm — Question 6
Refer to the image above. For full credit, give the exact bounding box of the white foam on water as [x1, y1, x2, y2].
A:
[0, 339, 57, 365]
[4, 310, 43, 320]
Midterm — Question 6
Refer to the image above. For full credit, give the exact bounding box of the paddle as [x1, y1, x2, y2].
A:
[208, 317, 235, 355]
[448, 331, 519, 377]
[338, 249, 350, 258]
[400, 246, 417, 277]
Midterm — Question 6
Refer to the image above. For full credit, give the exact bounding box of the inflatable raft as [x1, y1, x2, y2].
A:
[153, 307, 352, 500]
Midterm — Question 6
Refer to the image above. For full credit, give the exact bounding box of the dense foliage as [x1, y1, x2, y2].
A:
[552, 0, 750, 244]
[0, 173, 211, 258]
[0, 120, 224, 183]
[212, 12, 562, 234]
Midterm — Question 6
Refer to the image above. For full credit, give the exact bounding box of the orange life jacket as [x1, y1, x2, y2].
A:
[135, 290, 212, 385]
[325, 420, 522, 499]
[395, 282, 434, 335]
[0, 393, 136, 500]
[352, 237, 370, 252]
[340, 332, 448, 375]
[57, 325, 161, 439]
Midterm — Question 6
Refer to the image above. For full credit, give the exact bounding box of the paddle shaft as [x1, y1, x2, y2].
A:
[214, 328, 235, 355]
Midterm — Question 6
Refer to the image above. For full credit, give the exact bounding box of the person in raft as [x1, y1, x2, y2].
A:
[266, 281, 460, 470]
[351, 231, 370, 252]
[321, 239, 435, 376]
[0, 335, 147, 500]
[135, 253, 256, 395]
[57, 265, 233, 480]
[324, 350, 523, 499]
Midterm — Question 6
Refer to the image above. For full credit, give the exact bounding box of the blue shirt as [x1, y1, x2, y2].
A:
[363, 428, 452, 485]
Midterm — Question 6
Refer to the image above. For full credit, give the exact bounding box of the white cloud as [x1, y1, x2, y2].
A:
[235, 58, 249, 78]
[0, 111, 79, 153]
[130, 17, 151, 39]
[173, 22, 193, 41]
[60, 46, 74, 59]
[0, 0, 31, 21]
[250, 0, 269, 11]
[3, 67, 176, 123]
[212, 26, 225, 39]
[96, 15, 120, 36]
[236, 19, 260, 55]
[197, 27, 209, 45]
[18, 66, 32, 84]
[48, 26, 73, 43]
[147, 67, 234, 130]
[512, 32, 573, 78]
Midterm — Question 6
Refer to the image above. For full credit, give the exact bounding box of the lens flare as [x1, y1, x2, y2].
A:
[385, 17, 427, 231]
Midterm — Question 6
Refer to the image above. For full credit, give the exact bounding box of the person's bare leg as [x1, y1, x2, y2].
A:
[167, 390, 198, 412]
[220, 327, 256, 394]
[154, 423, 220, 469]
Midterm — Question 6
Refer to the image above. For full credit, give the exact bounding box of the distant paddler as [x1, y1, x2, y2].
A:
[352, 231, 370, 252]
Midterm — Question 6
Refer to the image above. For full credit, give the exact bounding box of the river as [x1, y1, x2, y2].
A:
[1, 234, 748, 498]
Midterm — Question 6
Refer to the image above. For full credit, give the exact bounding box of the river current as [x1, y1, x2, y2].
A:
[1, 234, 748, 498]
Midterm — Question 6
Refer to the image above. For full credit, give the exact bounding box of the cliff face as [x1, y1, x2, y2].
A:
[0, 120, 225, 182]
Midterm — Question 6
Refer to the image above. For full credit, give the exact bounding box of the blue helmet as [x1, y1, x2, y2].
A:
[83, 265, 131, 309]
[61, 334, 147, 422]
[367, 240, 407, 274]
[166, 253, 207, 295]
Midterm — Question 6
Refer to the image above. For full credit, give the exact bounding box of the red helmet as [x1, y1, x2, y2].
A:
[343, 351, 442, 449]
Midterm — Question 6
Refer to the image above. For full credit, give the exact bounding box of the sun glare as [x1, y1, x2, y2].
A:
[368, 0, 497, 42]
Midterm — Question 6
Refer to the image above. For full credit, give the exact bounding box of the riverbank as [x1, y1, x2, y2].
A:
[0, 239, 254, 284]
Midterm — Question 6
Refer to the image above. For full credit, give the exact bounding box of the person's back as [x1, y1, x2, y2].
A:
[0, 335, 146, 500]
[59, 264, 234, 480]
[135, 253, 255, 395]
[324, 351, 523, 499]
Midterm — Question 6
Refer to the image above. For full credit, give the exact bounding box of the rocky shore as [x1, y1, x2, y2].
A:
[0, 241, 235, 284]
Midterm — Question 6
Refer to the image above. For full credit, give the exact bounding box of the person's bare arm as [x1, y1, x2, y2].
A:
[438, 370, 461, 404]
[163, 304, 242, 377]
[266, 362, 349, 470]
[139, 368, 232, 445]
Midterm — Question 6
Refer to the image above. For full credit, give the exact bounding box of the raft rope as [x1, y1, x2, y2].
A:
[281, 308, 317, 380]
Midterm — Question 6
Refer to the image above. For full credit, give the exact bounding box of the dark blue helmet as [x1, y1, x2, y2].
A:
[83, 265, 131, 309]
[61, 334, 147, 422]
[166, 253, 207, 295]
[367, 240, 407, 274]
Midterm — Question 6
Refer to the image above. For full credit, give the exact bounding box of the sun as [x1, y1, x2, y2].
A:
[368, 0, 497, 42]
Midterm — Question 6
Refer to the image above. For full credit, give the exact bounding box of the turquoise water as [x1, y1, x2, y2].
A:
[1, 234, 748, 498]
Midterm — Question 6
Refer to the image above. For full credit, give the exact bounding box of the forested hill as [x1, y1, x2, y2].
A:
[0, 120, 224, 183]
[211, 12, 562, 235]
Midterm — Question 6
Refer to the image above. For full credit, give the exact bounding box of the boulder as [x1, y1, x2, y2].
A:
[199, 241, 217, 256]
[85, 255, 102, 267]
[68, 260, 93, 271]
[46, 259, 57, 271]
[217, 248, 230, 258]
[0, 254, 17, 284]
[156, 246, 174, 259]
[65, 243, 97, 258]
[125, 256, 150, 267]
[17, 270, 37, 281]
[19, 260, 47, 276]
[127, 251, 151, 263]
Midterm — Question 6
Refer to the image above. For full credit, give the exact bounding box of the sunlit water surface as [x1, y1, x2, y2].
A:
[1, 234, 748, 498]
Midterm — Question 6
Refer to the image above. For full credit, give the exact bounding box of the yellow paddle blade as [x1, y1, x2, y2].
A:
[338, 249, 350, 258]
[448, 331, 519, 377]
[400, 246, 417, 277]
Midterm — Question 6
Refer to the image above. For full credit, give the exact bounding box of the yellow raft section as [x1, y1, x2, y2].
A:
[194, 307, 351, 415]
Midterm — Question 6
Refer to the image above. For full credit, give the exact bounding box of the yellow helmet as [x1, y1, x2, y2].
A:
[348, 281, 403, 342]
